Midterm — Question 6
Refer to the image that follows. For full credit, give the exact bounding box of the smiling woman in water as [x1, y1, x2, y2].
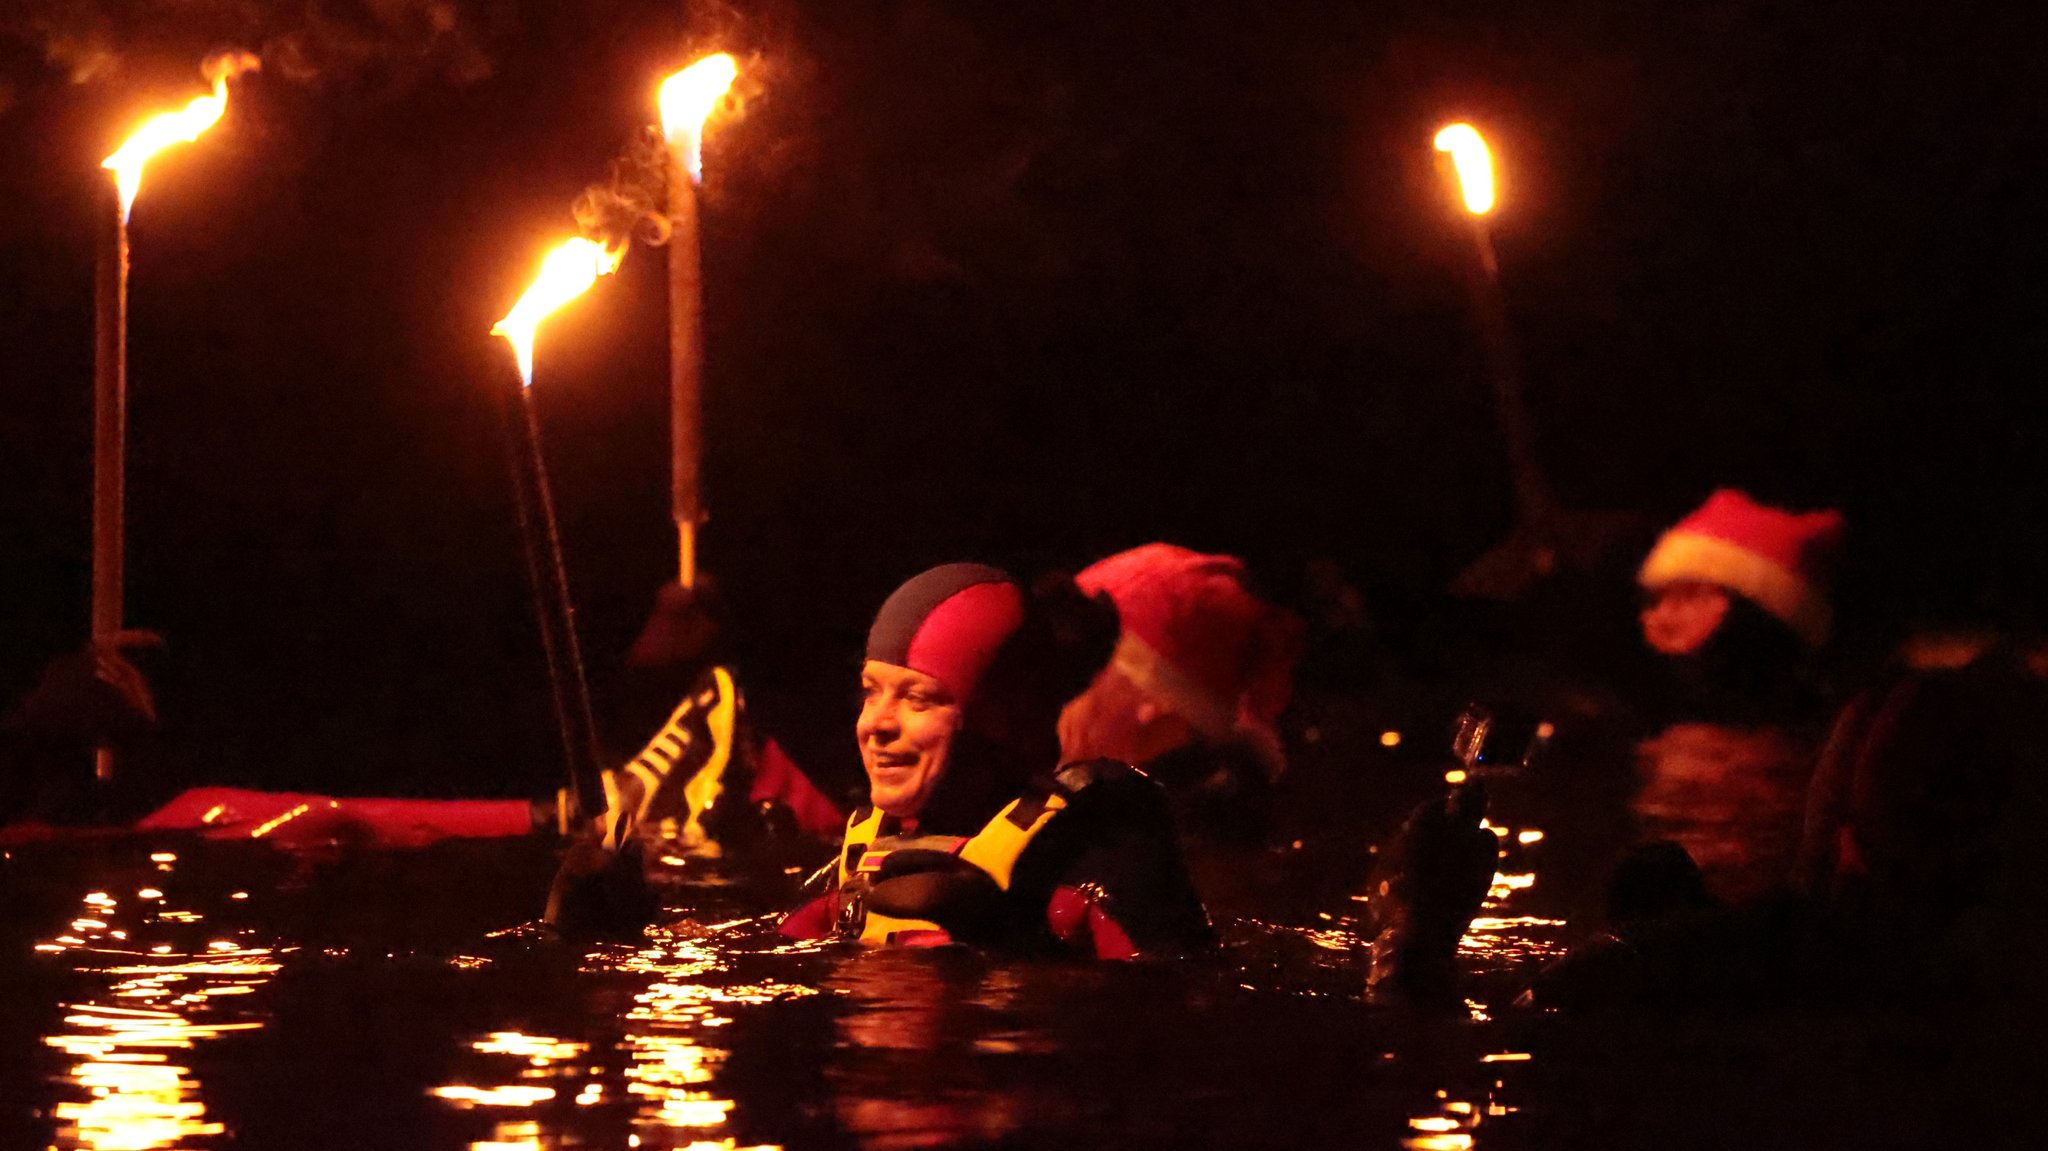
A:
[779, 563, 1213, 958]
[857, 661, 963, 822]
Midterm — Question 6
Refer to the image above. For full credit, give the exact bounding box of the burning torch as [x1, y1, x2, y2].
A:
[492, 237, 622, 824]
[92, 52, 260, 785]
[657, 53, 738, 590]
[1434, 122, 1556, 528]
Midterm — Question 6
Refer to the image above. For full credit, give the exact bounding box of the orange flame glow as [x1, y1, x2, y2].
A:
[491, 238, 624, 387]
[101, 53, 261, 223]
[1433, 123, 1496, 216]
[658, 54, 739, 183]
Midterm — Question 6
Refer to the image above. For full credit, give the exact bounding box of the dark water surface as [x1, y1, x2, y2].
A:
[1, 789, 2020, 1151]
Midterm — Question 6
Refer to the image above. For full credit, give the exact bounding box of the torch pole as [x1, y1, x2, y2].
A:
[1460, 215, 1556, 528]
[667, 148, 703, 589]
[499, 390, 585, 824]
[90, 186, 129, 786]
[513, 385, 607, 823]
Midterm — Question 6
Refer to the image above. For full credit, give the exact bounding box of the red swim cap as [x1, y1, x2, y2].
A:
[865, 564, 1026, 705]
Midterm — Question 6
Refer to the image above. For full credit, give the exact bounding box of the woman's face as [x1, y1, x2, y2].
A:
[1640, 580, 1732, 656]
[857, 660, 964, 819]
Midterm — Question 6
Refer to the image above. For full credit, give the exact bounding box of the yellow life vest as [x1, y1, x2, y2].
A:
[834, 787, 1070, 946]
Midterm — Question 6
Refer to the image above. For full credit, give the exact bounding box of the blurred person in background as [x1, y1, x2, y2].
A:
[1628, 489, 1845, 907]
[1056, 543, 1301, 845]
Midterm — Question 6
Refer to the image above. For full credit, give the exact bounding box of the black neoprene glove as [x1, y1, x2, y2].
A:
[543, 836, 658, 940]
[3, 631, 163, 749]
[1365, 782, 1499, 1009]
[864, 850, 1009, 942]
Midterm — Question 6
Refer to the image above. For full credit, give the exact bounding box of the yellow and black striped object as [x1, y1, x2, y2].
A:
[601, 666, 742, 852]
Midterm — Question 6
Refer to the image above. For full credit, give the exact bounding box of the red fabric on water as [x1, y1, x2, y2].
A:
[136, 787, 535, 848]
[0, 821, 127, 846]
[779, 892, 838, 938]
[1087, 905, 1139, 961]
[751, 738, 846, 838]
[1047, 884, 1139, 960]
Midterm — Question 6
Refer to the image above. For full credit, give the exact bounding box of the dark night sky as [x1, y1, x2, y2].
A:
[2, 1, 2042, 799]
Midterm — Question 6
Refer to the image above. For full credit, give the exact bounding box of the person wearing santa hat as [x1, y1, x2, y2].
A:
[1637, 488, 1844, 663]
[779, 563, 1213, 958]
[1364, 492, 1853, 1009]
[1630, 489, 1846, 908]
[1054, 544, 1302, 842]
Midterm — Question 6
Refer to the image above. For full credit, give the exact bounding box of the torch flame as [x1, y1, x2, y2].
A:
[657, 53, 739, 183]
[1433, 123, 1496, 216]
[491, 238, 624, 387]
[101, 53, 261, 223]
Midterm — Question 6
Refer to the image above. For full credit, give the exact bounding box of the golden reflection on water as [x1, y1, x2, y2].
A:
[432, 1085, 560, 1107]
[38, 872, 276, 1151]
[471, 1032, 590, 1061]
[430, 1030, 585, 1150]
[461, 1121, 798, 1151]
[431, 922, 804, 1150]
[622, 931, 809, 1144]
[1404, 1084, 1521, 1151]
[1456, 822, 1568, 985]
[1407, 820, 1546, 1145]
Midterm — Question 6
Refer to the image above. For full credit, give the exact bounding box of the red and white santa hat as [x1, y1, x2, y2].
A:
[1638, 489, 1846, 648]
[1075, 544, 1302, 774]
